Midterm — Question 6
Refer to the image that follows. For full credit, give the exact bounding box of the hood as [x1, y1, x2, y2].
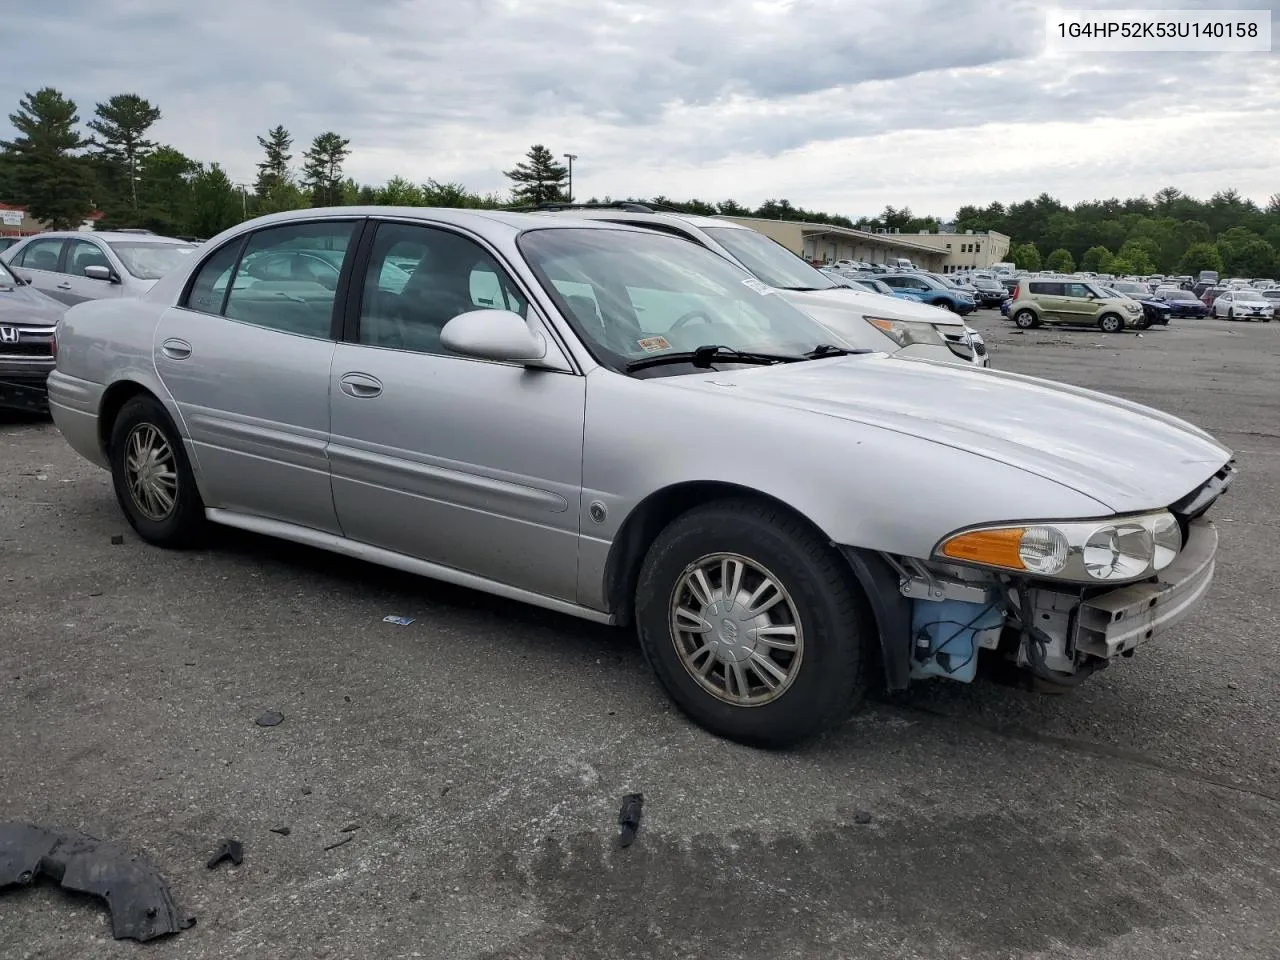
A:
[665, 355, 1232, 514]
[0, 280, 68, 324]
[779, 287, 966, 326]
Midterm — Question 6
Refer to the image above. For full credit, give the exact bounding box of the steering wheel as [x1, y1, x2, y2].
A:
[668, 309, 715, 331]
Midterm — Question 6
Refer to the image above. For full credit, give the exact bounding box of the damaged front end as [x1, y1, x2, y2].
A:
[884, 462, 1233, 691]
[0, 822, 194, 942]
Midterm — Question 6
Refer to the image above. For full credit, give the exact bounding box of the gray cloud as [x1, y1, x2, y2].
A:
[1, 0, 1276, 213]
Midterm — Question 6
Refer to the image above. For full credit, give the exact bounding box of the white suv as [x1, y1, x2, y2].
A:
[534, 205, 988, 368]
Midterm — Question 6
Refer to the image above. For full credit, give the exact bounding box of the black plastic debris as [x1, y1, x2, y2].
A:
[339, 824, 359, 833]
[323, 835, 353, 852]
[254, 710, 284, 727]
[0, 822, 194, 942]
[110, 534, 124, 545]
[853, 810, 873, 825]
[269, 826, 291, 836]
[618, 793, 644, 848]
[205, 838, 243, 869]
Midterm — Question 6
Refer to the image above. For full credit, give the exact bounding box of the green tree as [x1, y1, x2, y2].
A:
[1176, 242, 1224, 276]
[503, 144, 568, 206]
[1224, 238, 1276, 277]
[1081, 245, 1111, 272]
[301, 132, 351, 206]
[87, 93, 161, 215]
[1, 87, 94, 228]
[254, 125, 295, 206]
[1116, 239, 1157, 274]
[377, 175, 423, 205]
[188, 163, 241, 237]
[1011, 242, 1041, 271]
[1106, 257, 1135, 276]
[1045, 247, 1074, 273]
[132, 145, 196, 235]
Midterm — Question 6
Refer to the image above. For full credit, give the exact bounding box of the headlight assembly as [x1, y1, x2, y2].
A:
[863, 316, 947, 348]
[935, 511, 1182, 583]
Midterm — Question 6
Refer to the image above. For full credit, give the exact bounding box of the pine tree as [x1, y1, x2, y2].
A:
[254, 125, 293, 200]
[301, 132, 351, 207]
[503, 145, 568, 206]
[0, 88, 94, 229]
[88, 94, 161, 215]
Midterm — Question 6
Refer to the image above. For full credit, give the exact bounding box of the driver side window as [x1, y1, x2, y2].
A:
[357, 222, 528, 356]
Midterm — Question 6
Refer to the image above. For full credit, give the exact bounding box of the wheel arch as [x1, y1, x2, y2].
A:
[98, 380, 160, 455]
[601, 480, 909, 691]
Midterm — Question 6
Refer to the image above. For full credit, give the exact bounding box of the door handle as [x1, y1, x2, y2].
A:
[161, 338, 192, 360]
[339, 372, 382, 398]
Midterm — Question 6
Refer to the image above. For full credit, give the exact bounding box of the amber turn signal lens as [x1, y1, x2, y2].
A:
[940, 527, 1027, 569]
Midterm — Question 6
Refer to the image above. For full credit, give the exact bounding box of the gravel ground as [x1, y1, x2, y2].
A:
[1, 311, 1277, 959]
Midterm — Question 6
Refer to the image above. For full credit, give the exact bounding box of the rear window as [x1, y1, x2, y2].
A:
[1029, 281, 1064, 296]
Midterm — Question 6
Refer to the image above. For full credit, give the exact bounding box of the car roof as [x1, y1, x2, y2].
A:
[12, 230, 194, 244]
[530, 207, 744, 231]
[220, 205, 656, 237]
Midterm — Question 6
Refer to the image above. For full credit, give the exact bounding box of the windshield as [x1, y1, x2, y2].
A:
[519, 228, 838, 372]
[107, 240, 198, 280]
[1233, 290, 1266, 303]
[858, 278, 895, 296]
[1113, 282, 1146, 295]
[700, 226, 836, 291]
[0, 257, 18, 287]
[1160, 289, 1195, 301]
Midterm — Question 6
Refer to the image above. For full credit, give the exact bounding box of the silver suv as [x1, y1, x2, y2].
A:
[534, 204, 988, 367]
[1, 230, 199, 306]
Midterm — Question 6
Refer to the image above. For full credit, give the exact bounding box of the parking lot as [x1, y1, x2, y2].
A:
[2, 311, 1278, 959]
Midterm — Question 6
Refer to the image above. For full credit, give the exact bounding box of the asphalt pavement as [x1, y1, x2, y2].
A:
[2, 311, 1278, 959]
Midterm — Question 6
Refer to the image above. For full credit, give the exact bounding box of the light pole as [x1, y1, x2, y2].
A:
[234, 183, 251, 220]
[563, 153, 577, 203]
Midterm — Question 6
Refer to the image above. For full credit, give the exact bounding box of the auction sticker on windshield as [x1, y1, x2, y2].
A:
[741, 278, 775, 296]
[637, 336, 672, 352]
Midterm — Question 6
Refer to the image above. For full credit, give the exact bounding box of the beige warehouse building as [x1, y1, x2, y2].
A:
[718, 216, 1011, 274]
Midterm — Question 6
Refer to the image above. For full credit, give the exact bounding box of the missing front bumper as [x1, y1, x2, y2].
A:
[1073, 518, 1218, 659]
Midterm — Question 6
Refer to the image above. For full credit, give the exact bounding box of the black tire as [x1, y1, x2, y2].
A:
[634, 499, 871, 748]
[1228, 309, 1235, 320]
[108, 394, 206, 547]
[1098, 313, 1124, 333]
[935, 299, 955, 312]
[1135, 315, 1151, 330]
[1014, 309, 1037, 329]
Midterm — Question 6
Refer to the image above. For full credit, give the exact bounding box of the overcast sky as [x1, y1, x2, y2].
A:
[3, 0, 1277, 219]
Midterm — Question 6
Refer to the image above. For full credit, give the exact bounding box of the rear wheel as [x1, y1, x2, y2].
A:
[1098, 313, 1124, 334]
[1228, 309, 1235, 320]
[635, 499, 870, 748]
[1014, 309, 1037, 329]
[109, 394, 206, 547]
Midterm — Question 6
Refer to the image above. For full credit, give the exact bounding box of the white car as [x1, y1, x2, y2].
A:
[1, 231, 199, 306]
[535, 205, 988, 367]
[1210, 288, 1274, 321]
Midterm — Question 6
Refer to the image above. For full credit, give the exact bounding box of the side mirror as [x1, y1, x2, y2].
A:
[84, 264, 115, 282]
[440, 309, 548, 365]
[13, 270, 32, 285]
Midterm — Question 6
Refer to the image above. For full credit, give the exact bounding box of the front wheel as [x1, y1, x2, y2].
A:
[1014, 309, 1037, 329]
[109, 394, 206, 547]
[1098, 313, 1124, 333]
[635, 499, 870, 748]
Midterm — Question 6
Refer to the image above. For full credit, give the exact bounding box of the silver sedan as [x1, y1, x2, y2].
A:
[46, 208, 1235, 746]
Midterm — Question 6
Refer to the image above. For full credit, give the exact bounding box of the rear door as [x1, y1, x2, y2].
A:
[153, 217, 363, 533]
[1030, 282, 1067, 323]
[8, 237, 68, 302]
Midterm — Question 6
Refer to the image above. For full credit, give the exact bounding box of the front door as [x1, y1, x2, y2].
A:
[153, 218, 362, 533]
[327, 220, 587, 602]
[62, 238, 126, 304]
[1060, 282, 1099, 324]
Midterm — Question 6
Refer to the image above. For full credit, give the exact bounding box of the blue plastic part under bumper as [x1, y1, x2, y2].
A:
[910, 596, 1005, 684]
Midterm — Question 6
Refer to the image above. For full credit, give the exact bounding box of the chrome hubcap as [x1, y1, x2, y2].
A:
[124, 423, 178, 521]
[670, 553, 804, 706]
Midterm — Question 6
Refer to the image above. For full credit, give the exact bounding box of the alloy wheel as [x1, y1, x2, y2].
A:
[124, 423, 178, 521]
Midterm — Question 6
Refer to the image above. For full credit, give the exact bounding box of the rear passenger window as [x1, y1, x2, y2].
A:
[185, 240, 242, 315]
[222, 221, 357, 338]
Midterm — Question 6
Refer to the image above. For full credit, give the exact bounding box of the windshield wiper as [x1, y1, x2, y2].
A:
[624, 344, 803, 372]
[803, 343, 871, 359]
